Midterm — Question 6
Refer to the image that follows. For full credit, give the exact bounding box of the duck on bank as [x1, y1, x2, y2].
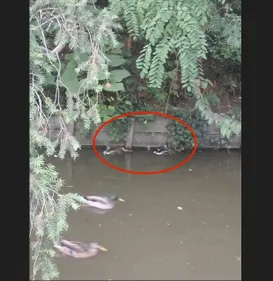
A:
[54, 239, 107, 259]
[103, 145, 133, 155]
[153, 145, 175, 155]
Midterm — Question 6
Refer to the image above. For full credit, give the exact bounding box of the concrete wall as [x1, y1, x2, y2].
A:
[48, 116, 241, 149]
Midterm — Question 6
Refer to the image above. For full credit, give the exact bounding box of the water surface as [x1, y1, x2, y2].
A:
[54, 150, 241, 280]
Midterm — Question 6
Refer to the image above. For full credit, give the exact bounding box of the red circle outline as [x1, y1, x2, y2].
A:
[92, 111, 198, 175]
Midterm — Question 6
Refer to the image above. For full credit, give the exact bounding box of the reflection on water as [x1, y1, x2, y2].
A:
[53, 150, 241, 280]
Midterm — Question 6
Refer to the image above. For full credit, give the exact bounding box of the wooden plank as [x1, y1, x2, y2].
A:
[125, 118, 135, 148]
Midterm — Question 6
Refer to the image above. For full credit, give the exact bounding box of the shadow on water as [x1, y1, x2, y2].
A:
[51, 149, 241, 280]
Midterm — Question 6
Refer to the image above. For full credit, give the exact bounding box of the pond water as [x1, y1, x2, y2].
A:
[53, 149, 241, 280]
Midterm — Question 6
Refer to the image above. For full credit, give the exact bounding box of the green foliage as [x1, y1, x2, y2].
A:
[107, 118, 131, 142]
[167, 110, 205, 149]
[57, 46, 131, 118]
[30, 0, 121, 279]
[30, 155, 83, 279]
[109, 0, 241, 140]
[205, 92, 220, 106]
[109, 69, 131, 82]
[97, 46, 132, 92]
[103, 82, 125, 92]
[61, 58, 82, 93]
[205, 0, 241, 104]
[229, 105, 241, 122]
[110, 0, 210, 92]
[208, 11, 241, 62]
[108, 54, 127, 67]
[194, 81, 241, 139]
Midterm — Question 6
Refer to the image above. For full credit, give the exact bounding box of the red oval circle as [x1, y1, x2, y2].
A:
[92, 111, 198, 175]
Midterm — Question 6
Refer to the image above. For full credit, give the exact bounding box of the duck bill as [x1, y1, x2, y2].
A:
[98, 245, 108, 251]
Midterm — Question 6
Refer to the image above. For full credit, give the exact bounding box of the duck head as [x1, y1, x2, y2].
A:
[88, 242, 108, 252]
[103, 145, 112, 155]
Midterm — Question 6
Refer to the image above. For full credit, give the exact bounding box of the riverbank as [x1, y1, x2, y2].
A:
[48, 116, 241, 149]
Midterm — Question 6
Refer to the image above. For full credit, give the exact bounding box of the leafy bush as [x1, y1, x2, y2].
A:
[109, 0, 241, 139]
[30, 0, 121, 279]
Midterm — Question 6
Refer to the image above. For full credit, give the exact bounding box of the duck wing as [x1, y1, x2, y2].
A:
[61, 240, 87, 252]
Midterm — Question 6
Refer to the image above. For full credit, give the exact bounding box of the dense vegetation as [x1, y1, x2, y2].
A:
[29, 0, 241, 279]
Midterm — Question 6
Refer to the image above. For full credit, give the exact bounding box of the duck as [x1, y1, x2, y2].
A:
[153, 145, 175, 155]
[54, 239, 107, 259]
[81, 195, 124, 210]
[103, 145, 133, 155]
[174, 144, 185, 152]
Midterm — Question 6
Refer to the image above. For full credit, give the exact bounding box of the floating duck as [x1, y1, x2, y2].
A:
[81, 195, 124, 210]
[103, 145, 133, 155]
[54, 239, 107, 259]
[153, 145, 175, 155]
